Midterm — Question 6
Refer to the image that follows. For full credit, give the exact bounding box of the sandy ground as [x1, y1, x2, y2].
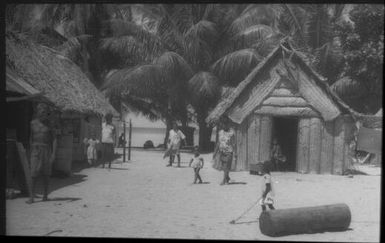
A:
[6, 149, 381, 241]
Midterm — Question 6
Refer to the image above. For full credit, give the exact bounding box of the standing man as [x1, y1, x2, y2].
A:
[167, 123, 186, 167]
[26, 103, 57, 204]
[214, 118, 236, 185]
[101, 113, 116, 169]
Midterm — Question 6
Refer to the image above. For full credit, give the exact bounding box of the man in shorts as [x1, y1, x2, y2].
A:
[26, 103, 57, 204]
[167, 123, 186, 167]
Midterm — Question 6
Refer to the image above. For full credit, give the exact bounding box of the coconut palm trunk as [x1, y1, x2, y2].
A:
[197, 109, 213, 152]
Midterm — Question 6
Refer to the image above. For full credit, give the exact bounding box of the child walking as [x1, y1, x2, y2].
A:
[259, 161, 275, 211]
[189, 149, 204, 184]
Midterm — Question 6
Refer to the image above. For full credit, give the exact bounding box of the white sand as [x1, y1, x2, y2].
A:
[6, 150, 381, 241]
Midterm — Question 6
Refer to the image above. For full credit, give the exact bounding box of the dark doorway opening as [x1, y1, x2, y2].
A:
[272, 117, 299, 171]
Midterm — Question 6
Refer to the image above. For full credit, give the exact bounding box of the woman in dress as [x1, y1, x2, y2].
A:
[213, 118, 236, 185]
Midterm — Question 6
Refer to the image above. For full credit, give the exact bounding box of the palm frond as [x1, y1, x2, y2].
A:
[104, 64, 166, 99]
[231, 24, 275, 48]
[171, 4, 194, 34]
[304, 5, 333, 49]
[188, 71, 221, 108]
[278, 4, 307, 45]
[58, 34, 92, 61]
[211, 49, 263, 86]
[312, 40, 344, 83]
[122, 95, 166, 121]
[228, 4, 283, 36]
[331, 76, 369, 98]
[154, 51, 193, 84]
[99, 35, 159, 64]
[185, 20, 218, 46]
[183, 20, 219, 70]
[183, 34, 214, 71]
[251, 33, 283, 57]
[157, 14, 184, 53]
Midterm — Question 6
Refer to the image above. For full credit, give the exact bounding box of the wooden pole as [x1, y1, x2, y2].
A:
[128, 119, 132, 160]
[123, 119, 126, 162]
[259, 203, 351, 237]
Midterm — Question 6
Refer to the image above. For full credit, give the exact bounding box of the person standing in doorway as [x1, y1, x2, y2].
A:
[214, 118, 236, 185]
[101, 113, 116, 169]
[270, 138, 286, 171]
[118, 133, 126, 148]
[167, 123, 186, 167]
[26, 103, 57, 204]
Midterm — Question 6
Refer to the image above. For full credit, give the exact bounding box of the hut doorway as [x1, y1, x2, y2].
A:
[272, 117, 298, 171]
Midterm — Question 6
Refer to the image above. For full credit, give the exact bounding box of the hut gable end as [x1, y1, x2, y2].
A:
[207, 43, 346, 125]
[227, 59, 286, 124]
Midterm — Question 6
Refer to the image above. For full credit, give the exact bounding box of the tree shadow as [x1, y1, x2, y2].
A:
[106, 167, 129, 170]
[33, 197, 82, 203]
[228, 182, 247, 185]
[32, 174, 88, 195]
[269, 227, 353, 237]
[231, 220, 259, 225]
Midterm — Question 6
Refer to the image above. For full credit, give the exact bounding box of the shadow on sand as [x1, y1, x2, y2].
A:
[227, 182, 247, 185]
[231, 220, 259, 225]
[33, 197, 82, 203]
[29, 174, 88, 196]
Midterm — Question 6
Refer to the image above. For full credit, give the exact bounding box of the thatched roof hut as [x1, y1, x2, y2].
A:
[207, 42, 355, 126]
[207, 41, 358, 175]
[6, 31, 118, 116]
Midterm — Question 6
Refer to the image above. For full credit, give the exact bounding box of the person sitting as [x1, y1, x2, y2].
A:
[270, 138, 287, 171]
[118, 133, 126, 148]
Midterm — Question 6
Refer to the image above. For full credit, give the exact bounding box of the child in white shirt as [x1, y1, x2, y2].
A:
[259, 161, 275, 211]
[189, 150, 204, 184]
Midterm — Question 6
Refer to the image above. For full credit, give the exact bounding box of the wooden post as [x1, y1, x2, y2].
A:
[123, 120, 126, 162]
[297, 118, 311, 173]
[309, 118, 322, 174]
[128, 119, 132, 161]
[333, 116, 345, 175]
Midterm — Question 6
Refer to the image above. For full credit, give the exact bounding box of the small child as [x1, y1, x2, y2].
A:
[259, 161, 275, 211]
[189, 149, 204, 184]
[86, 136, 100, 167]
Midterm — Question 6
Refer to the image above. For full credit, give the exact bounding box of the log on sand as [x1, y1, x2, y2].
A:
[259, 203, 351, 237]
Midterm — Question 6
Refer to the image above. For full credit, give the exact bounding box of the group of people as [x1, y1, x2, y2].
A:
[212, 118, 275, 212]
[83, 114, 116, 169]
[28, 102, 275, 212]
[163, 118, 276, 212]
[27, 102, 117, 204]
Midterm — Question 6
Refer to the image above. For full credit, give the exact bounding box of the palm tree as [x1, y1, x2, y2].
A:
[101, 4, 283, 151]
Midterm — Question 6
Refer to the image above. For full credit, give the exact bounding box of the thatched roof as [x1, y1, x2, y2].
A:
[6, 67, 41, 96]
[6, 31, 118, 116]
[206, 41, 356, 125]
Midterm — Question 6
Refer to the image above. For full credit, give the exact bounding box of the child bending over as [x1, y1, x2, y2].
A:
[259, 161, 275, 211]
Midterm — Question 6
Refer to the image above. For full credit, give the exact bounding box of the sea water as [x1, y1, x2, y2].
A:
[117, 127, 201, 148]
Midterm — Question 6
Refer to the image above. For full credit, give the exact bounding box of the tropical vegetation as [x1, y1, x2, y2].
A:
[5, 4, 384, 151]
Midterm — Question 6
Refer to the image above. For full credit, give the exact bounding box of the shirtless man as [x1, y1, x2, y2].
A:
[26, 103, 57, 204]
